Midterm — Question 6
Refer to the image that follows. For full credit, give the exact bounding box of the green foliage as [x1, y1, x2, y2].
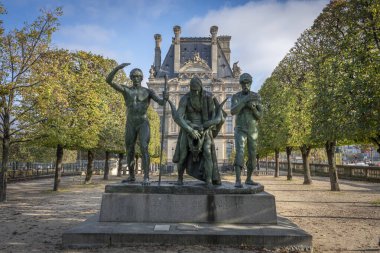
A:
[260, 0, 380, 152]
[29, 49, 117, 151]
[0, 3, 5, 36]
[94, 58, 128, 154]
[0, 7, 62, 145]
[258, 75, 290, 156]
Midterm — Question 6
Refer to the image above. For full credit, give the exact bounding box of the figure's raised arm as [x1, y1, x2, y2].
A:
[106, 63, 130, 93]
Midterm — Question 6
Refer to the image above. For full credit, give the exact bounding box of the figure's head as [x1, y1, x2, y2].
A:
[129, 68, 143, 86]
[239, 73, 252, 94]
[189, 77, 202, 96]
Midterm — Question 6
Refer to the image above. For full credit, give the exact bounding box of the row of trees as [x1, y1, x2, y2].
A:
[258, 0, 379, 191]
[0, 7, 161, 201]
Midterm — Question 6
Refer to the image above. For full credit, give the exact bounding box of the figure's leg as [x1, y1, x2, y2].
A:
[176, 163, 185, 185]
[234, 129, 246, 188]
[245, 132, 258, 185]
[124, 124, 137, 182]
[202, 135, 213, 186]
[175, 135, 188, 185]
[139, 121, 151, 185]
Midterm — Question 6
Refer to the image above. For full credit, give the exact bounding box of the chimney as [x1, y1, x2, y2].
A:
[219, 36, 231, 65]
[173, 25, 181, 73]
[210, 26, 218, 74]
[154, 34, 162, 74]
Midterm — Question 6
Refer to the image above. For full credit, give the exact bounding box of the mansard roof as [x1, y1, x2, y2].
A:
[156, 37, 233, 79]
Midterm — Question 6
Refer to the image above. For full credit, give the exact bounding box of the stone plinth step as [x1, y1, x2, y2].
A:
[105, 180, 264, 194]
[99, 182, 276, 224]
[62, 215, 312, 252]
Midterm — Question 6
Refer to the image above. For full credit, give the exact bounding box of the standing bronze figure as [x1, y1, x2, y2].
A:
[231, 73, 263, 188]
[106, 63, 167, 185]
[168, 77, 226, 186]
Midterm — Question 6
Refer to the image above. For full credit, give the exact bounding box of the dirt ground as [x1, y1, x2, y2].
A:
[0, 172, 379, 253]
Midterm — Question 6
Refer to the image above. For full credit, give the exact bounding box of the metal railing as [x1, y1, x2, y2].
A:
[259, 161, 380, 182]
[5, 160, 174, 181]
[5, 161, 108, 181]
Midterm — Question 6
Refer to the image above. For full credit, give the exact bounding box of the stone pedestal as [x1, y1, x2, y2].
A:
[62, 181, 312, 251]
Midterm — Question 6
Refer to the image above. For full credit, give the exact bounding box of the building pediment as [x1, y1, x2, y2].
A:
[178, 52, 212, 79]
[179, 52, 211, 73]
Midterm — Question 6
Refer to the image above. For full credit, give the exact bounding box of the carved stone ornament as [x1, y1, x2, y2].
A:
[149, 65, 156, 78]
[178, 52, 212, 80]
[232, 61, 242, 78]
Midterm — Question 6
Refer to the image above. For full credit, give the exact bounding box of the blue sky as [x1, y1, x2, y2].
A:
[2, 0, 328, 91]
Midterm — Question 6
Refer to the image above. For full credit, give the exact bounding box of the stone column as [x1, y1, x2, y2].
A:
[173, 25, 181, 74]
[154, 34, 162, 74]
[210, 26, 218, 75]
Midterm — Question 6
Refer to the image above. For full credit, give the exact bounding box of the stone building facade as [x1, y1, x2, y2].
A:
[147, 26, 241, 167]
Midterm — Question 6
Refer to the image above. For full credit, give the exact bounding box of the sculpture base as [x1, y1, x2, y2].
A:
[99, 181, 275, 224]
[62, 181, 312, 251]
[62, 215, 312, 251]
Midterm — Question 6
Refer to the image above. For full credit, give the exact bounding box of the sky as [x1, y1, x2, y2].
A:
[2, 0, 329, 91]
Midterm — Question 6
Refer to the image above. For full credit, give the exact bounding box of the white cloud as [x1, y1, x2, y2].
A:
[184, 0, 328, 91]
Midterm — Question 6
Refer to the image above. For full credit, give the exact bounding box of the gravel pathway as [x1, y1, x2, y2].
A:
[0, 173, 379, 253]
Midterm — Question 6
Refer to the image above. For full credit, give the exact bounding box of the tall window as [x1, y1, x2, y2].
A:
[226, 141, 233, 159]
[226, 95, 232, 109]
[226, 116, 233, 133]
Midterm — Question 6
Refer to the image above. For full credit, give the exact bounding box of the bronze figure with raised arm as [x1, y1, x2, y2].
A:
[106, 63, 168, 185]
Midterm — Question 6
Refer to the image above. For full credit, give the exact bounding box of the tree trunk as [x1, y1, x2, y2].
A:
[0, 112, 10, 202]
[286, 146, 293, 180]
[326, 141, 340, 191]
[117, 153, 124, 177]
[84, 150, 94, 184]
[103, 151, 110, 180]
[274, 149, 280, 177]
[256, 154, 260, 171]
[300, 144, 312, 185]
[53, 145, 64, 191]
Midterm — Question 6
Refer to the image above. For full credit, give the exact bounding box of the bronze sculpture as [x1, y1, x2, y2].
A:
[231, 73, 263, 188]
[168, 77, 226, 186]
[106, 63, 168, 185]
